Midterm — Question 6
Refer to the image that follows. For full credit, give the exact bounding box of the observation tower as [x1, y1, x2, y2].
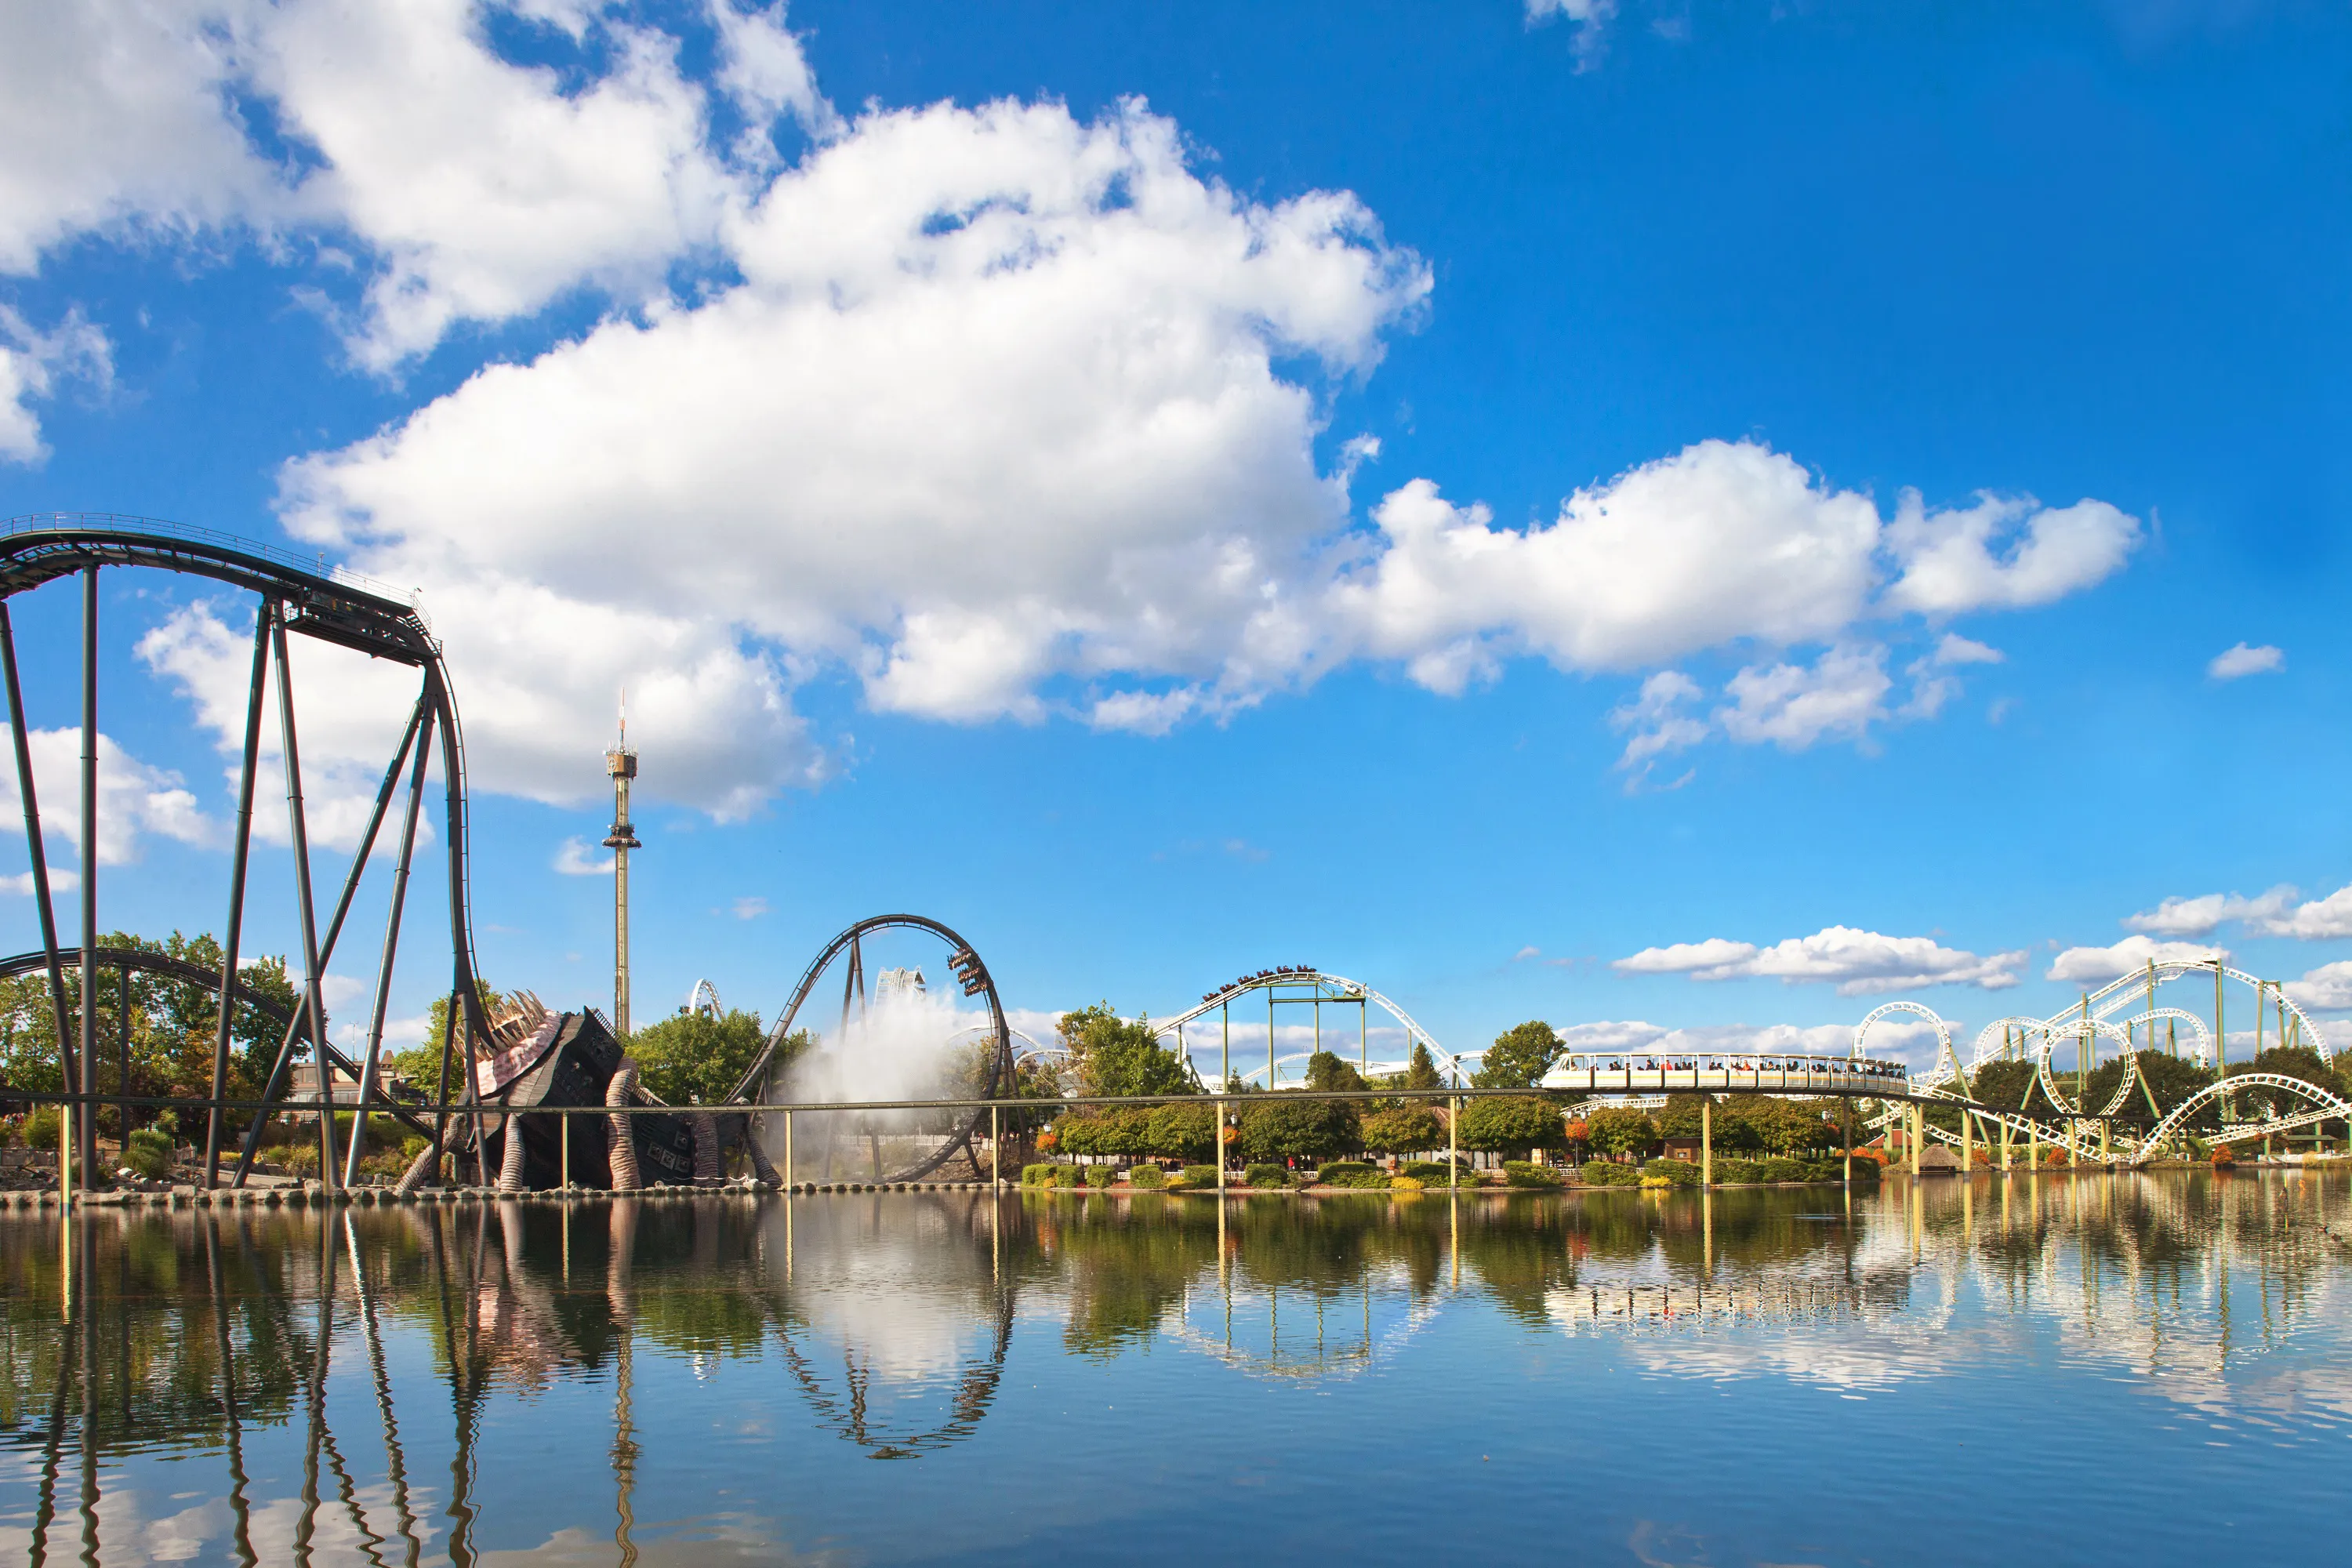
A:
[604, 702, 641, 1036]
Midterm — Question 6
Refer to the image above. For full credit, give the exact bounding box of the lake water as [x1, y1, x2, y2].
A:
[2, 1172, 2347, 1566]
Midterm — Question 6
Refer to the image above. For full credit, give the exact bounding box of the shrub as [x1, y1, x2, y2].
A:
[1639, 1158, 1700, 1189]
[1389, 1175, 1425, 1192]
[1758, 1157, 1811, 1184]
[1715, 1158, 1768, 1185]
[2210, 1145, 2237, 1169]
[1022, 1163, 1060, 1186]
[1501, 1160, 1563, 1189]
[1315, 1160, 1381, 1188]
[1128, 1165, 1167, 1189]
[1243, 1163, 1290, 1189]
[1402, 1159, 1470, 1185]
[122, 1127, 173, 1181]
[23, 1108, 60, 1150]
[1083, 1164, 1116, 1189]
[1576, 1160, 1640, 1186]
[282, 1142, 321, 1177]
[1181, 1165, 1221, 1186]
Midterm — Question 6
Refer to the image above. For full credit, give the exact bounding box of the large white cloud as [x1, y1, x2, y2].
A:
[2285, 961, 2352, 1014]
[2045, 935, 2225, 985]
[0, 1, 825, 369]
[1613, 926, 2024, 996]
[0, 728, 212, 872]
[275, 96, 1428, 809]
[2, 2, 2147, 819]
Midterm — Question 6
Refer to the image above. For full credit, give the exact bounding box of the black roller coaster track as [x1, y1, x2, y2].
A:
[0, 514, 492, 1190]
[730, 913, 1014, 1183]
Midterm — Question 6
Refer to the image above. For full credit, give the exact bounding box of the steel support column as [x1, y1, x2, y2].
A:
[77, 566, 97, 1185]
[271, 614, 337, 1193]
[204, 601, 273, 1185]
[343, 709, 434, 1189]
[0, 604, 75, 1198]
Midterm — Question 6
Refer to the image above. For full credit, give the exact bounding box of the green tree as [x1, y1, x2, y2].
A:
[1402, 1040, 1444, 1091]
[1238, 1094, 1358, 1163]
[627, 1007, 778, 1105]
[1472, 1020, 1561, 1089]
[1584, 1106, 1657, 1161]
[1144, 1101, 1217, 1161]
[1305, 1049, 1368, 1093]
[1456, 1095, 1564, 1155]
[387, 981, 510, 1095]
[1361, 1104, 1443, 1154]
[1058, 1003, 1196, 1098]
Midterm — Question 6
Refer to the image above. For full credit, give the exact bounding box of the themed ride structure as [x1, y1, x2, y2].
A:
[0, 515, 499, 1192]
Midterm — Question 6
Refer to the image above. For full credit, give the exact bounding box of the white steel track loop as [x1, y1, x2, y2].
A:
[2113, 1007, 2212, 1068]
[688, 978, 723, 1018]
[2034, 1018, 2140, 1120]
[2129, 1073, 2352, 1164]
[2066, 958, 2332, 1065]
[1853, 1000, 1955, 1076]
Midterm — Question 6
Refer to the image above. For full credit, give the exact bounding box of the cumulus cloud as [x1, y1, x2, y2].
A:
[2122, 882, 2352, 941]
[2246, 883, 2352, 940]
[1717, 643, 1889, 750]
[1613, 926, 2024, 996]
[275, 95, 1427, 810]
[0, 304, 111, 463]
[136, 601, 441, 850]
[2284, 961, 2352, 1014]
[2, 4, 2145, 818]
[1882, 490, 2141, 615]
[2123, 886, 2293, 938]
[2207, 642, 2283, 681]
[0, 1, 828, 368]
[553, 837, 614, 876]
[2045, 935, 2225, 985]
[0, 728, 212, 867]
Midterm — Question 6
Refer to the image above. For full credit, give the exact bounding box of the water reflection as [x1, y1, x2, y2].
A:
[0, 1172, 2347, 1563]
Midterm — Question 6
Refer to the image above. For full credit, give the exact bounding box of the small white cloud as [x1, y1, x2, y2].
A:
[1933, 633, 2004, 666]
[2123, 886, 2294, 938]
[554, 837, 615, 876]
[2245, 881, 2352, 940]
[0, 305, 111, 465]
[731, 895, 768, 920]
[2046, 935, 2225, 984]
[1716, 644, 1889, 751]
[0, 869, 78, 895]
[2285, 961, 2352, 1013]
[1611, 670, 1708, 782]
[1613, 926, 2022, 996]
[1526, 0, 1619, 68]
[2207, 643, 2284, 681]
[1512, 945, 1541, 962]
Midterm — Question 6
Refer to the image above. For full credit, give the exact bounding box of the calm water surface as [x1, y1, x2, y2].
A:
[2, 1173, 2347, 1565]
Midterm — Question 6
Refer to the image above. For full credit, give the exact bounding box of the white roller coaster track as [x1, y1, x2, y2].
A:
[2130, 1072, 2352, 1163]
[1980, 960, 2332, 1066]
[1154, 971, 1475, 1083]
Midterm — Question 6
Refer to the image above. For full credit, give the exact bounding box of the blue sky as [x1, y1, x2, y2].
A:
[2, 0, 2349, 1074]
